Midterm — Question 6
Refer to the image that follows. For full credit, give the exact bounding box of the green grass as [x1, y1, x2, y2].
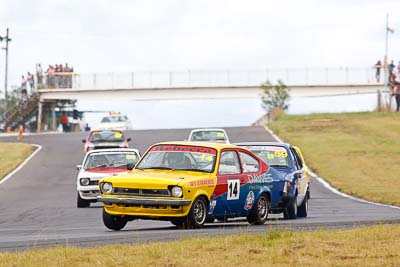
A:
[0, 225, 399, 267]
[0, 143, 35, 180]
[269, 112, 400, 206]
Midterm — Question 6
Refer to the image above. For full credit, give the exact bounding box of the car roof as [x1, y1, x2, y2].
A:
[154, 141, 237, 150]
[190, 128, 227, 132]
[86, 148, 139, 155]
[234, 142, 292, 149]
[89, 129, 125, 133]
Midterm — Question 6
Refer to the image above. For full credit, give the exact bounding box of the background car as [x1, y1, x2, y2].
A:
[82, 129, 131, 153]
[187, 128, 230, 143]
[235, 142, 310, 219]
[98, 112, 132, 131]
[97, 141, 308, 231]
[76, 148, 141, 208]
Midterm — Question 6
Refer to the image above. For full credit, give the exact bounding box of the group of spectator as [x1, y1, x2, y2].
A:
[36, 63, 74, 89]
[375, 60, 400, 112]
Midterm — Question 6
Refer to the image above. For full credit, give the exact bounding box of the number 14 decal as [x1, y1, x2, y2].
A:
[227, 180, 240, 200]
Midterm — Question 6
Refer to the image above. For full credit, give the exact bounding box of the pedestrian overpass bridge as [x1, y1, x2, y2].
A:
[29, 68, 387, 131]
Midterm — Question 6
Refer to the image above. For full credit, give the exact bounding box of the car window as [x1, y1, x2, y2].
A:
[291, 148, 303, 170]
[218, 151, 241, 174]
[245, 146, 291, 168]
[84, 152, 139, 169]
[239, 152, 259, 173]
[136, 145, 217, 173]
[89, 130, 124, 142]
[190, 130, 226, 142]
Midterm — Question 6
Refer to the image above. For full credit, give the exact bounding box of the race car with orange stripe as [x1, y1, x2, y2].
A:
[97, 142, 308, 230]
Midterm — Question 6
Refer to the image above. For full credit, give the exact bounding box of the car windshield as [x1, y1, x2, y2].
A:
[84, 152, 139, 169]
[190, 130, 227, 142]
[89, 130, 124, 142]
[245, 145, 291, 168]
[101, 116, 128, 123]
[136, 144, 217, 173]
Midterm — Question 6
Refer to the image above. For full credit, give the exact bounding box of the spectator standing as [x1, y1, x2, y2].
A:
[36, 64, 43, 88]
[46, 65, 55, 88]
[27, 72, 34, 92]
[20, 75, 27, 98]
[389, 60, 396, 81]
[60, 112, 69, 132]
[374, 60, 382, 82]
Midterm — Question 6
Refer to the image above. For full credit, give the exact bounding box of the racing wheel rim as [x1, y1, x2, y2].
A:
[257, 196, 268, 220]
[193, 198, 206, 224]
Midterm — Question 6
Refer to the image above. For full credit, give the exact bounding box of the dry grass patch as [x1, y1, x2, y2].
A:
[0, 225, 399, 267]
[0, 143, 35, 180]
[269, 112, 400, 206]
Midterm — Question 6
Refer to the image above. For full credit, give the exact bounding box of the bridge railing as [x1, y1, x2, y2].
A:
[38, 67, 382, 90]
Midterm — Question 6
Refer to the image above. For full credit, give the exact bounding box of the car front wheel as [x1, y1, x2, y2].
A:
[102, 208, 127, 231]
[185, 197, 207, 229]
[77, 192, 90, 208]
[297, 194, 308, 218]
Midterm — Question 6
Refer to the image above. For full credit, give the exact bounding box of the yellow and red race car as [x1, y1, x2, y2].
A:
[97, 141, 308, 230]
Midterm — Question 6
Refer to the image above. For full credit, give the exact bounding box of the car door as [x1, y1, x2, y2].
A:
[289, 147, 307, 205]
[213, 150, 248, 217]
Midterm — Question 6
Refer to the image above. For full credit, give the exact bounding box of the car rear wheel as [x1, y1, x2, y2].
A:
[297, 194, 308, 218]
[77, 192, 90, 208]
[102, 208, 127, 231]
[247, 194, 269, 225]
[284, 197, 297, 219]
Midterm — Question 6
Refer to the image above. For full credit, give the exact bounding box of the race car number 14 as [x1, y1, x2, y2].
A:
[227, 180, 240, 200]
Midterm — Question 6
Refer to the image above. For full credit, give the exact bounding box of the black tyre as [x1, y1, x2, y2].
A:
[297, 194, 308, 218]
[247, 194, 269, 225]
[284, 197, 297, 219]
[184, 197, 208, 229]
[77, 192, 90, 208]
[102, 208, 127, 231]
[170, 218, 185, 228]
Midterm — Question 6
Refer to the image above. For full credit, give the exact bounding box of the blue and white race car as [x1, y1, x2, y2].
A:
[236, 142, 309, 219]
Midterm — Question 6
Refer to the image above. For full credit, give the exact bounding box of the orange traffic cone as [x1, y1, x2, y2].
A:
[17, 125, 24, 142]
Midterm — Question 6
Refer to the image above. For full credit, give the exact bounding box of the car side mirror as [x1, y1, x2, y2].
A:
[76, 165, 82, 170]
[127, 138, 131, 142]
[127, 163, 135, 170]
[81, 139, 86, 143]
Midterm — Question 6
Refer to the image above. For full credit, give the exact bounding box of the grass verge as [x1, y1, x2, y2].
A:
[269, 112, 400, 206]
[0, 224, 399, 266]
[0, 143, 35, 181]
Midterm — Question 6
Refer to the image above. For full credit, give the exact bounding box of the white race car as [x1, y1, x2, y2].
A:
[98, 113, 132, 131]
[187, 128, 230, 144]
[76, 148, 141, 208]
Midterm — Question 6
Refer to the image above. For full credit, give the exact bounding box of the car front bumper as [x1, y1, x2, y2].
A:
[97, 196, 191, 206]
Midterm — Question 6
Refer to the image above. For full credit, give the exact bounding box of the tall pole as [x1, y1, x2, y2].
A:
[384, 14, 389, 87]
[1, 28, 11, 111]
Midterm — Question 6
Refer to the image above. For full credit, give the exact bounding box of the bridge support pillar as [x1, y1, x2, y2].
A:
[51, 104, 56, 130]
[37, 100, 42, 132]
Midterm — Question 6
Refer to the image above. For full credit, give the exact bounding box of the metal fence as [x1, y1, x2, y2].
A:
[39, 67, 382, 90]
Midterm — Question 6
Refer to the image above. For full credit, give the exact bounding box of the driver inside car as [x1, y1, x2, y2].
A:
[164, 152, 192, 169]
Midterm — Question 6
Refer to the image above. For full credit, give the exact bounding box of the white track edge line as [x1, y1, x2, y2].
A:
[0, 144, 42, 185]
[263, 125, 400, 210]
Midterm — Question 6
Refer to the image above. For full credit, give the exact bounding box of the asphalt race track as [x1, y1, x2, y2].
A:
[1, 126, 400, 251]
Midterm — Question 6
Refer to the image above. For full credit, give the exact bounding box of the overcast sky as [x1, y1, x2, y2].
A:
[1, 0, 400, 88]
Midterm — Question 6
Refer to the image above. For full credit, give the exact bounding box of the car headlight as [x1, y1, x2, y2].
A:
[101, 182, 113, 194]
[170, 186, 183, 198]
[80, 178, 90, 186]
